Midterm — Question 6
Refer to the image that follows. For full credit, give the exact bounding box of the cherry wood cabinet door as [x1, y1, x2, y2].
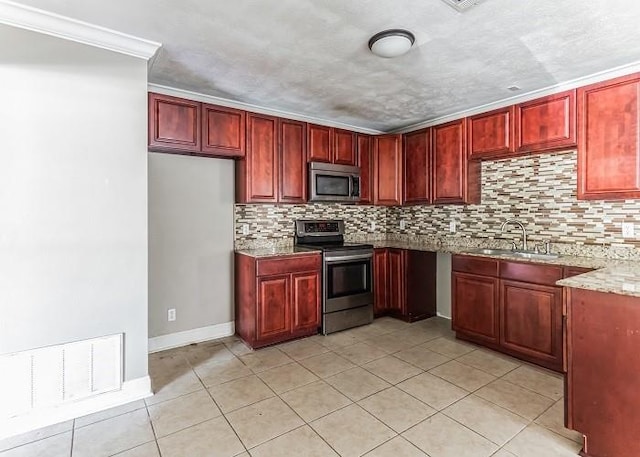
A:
[257, 275, 290, 341]
[432, 120, 479, 204]
[452, 272, 499, 344]
[279, 119, 307, 203]
[516, 90, 576, 153]
[577, 74, 640, 200]
[291, 271, 320, 332]
[500, 280, 563, 371]
[468, 106, 515, 159]
[373, 249, 389, 315]
[148, 93, 201, 153]
[357, 134, 374, 204]
[243, 113, 279, 203]
[405, 250, 436, 322]
[387, 249, 405, 313]
[201, 104, 245, 157]
[374, 134, 403, 206]
[307, 124, 333, 163]
[403, 128, 431, 204]
[334, 129, 357, 166]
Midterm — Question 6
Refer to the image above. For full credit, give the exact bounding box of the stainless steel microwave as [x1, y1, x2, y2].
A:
[309, 162, 360, 203]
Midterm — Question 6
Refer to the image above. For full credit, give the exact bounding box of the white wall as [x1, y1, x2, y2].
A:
[148, 153, 234, 340]
[0, 25, 149, 381]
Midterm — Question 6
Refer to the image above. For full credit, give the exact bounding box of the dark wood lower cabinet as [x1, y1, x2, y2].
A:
[566, 288, 640, 457]
[452, 271, 499, 345]
[374, 248, 436, 322]
[235, 252, 321, 348]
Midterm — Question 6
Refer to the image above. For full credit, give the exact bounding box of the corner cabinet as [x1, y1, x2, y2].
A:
[374, 248, 436, 322]
[374, 134, 403, 206]
[577, 73, 640, 200]
[235, 252, 321, 348]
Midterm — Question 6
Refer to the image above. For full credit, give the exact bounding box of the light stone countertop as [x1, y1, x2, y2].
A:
[235, 246, 320, 258]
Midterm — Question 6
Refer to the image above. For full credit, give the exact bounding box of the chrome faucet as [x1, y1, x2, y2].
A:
[500, 219, 528, 251]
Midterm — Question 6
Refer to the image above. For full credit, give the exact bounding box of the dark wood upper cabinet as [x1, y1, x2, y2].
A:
[357, 134, 374, 204]
[577, 73, 640, 200]
[236, 113, 278, 203]
[333, 129, 357, 166]
[307, 124, 333, 163]
[374, 134, 403, 206]
[432, 119, 480, 204]
[468, 106, 516, 159]
[148, 93, 201, 153]
[403, 128, 431, 204]
[201, 104, 246, 157]
[278, 119, 307, 203]
[516, 90, 576, 153]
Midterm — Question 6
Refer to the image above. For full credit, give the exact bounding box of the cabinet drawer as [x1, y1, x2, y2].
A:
[257, 254, 321, 276]
[500, 261, 563, 285]
[452, 255, 499, 276]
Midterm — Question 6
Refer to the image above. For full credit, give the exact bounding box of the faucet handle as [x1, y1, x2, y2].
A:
[543, 240, 551, 254]
[534, 240, 551, 254]
[509, 241, 518, 251]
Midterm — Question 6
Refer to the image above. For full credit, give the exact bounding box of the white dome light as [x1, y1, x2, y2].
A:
[368, 29, 415, 58]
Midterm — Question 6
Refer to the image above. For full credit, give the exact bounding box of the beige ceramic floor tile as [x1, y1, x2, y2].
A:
[0, 431, 72, 457]
[0, 420, 72, 452]
[397, 372, 467, 411]
[224, 339, 254, 356]
[396, 327, 445, 345]
[475, 379, 554, 421]
[157, 417, 245, 457]
[280, 380, 352, 422]
[358, 387, 436, 433]
[148, 389, 221, 438]
[240, 348, 293, 373]
[342, 323, 389, 339]
[208, 374, 275, 413]
[362, 355, 423, 384]
[299, 351, 356, 378]
[194, 357, 253, 387]
[147, 355, 204, 405]
[249, 425, 338, 457]
[277, 338, 329, 361]
[315, 332, 362, 350]
[311, 404, 396, 457]
[394, 347, 451, 370]
[422, 337, 476, 358]
[402, 413, 498, 457]
[369, 317, 412, 333]
[335, 342, 389, 365]
[442, 395, 528, 446]
[325, 367, 391, 401]
[429, 360, 496, 392]
[364, 333, 417, 353]
[225, 397, 304, 449]
[183, 342, 236, 367]
[75, 400, 146, 428]
[257, 362, 319, 394]
[456, 349, 520, 377]
[73, 408, 155, 457]
[112, 441, 160, 457]
[364, 436, 428, 457]
[502, 365, 564, 400]
[535, 400, 583, 444]
[504, 424, 582, 457]
[491, 450, 517, 457]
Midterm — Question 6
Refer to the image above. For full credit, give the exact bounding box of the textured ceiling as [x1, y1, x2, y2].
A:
[14, 0, 640, 131]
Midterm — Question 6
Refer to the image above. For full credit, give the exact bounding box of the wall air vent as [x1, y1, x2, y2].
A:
[440, 0, 485, 12]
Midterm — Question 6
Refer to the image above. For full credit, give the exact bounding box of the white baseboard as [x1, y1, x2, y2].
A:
[437, 312, 452, 320]
[0, 376, 152, 440]
[148, 322, 235, 353]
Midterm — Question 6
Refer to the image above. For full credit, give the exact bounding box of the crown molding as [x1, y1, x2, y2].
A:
[0, 0, 161, 59]
[390, 60, 640, 133]
[147, 83, 385, 135]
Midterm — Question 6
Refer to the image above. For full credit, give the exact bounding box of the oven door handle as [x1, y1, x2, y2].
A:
[324, 254, 373, 262]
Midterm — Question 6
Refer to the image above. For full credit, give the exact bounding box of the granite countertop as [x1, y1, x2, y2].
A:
[235, 246, 321, 258]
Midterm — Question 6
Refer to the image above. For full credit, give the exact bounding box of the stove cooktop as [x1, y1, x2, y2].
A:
[295, 242, 374, 252]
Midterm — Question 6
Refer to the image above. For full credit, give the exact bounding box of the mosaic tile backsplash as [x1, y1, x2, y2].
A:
[235, 151, 640, 253]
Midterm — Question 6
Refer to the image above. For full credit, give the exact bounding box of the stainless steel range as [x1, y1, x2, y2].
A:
[295, 220, 374, 334]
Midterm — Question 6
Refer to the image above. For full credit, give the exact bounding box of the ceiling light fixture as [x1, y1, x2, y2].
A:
[368, 29, 415, 58]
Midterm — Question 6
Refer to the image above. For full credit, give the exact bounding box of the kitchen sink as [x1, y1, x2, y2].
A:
[468, 248, 560, 260]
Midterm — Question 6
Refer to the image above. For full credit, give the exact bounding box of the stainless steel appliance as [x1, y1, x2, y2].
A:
[295, 220, 373, 334]
[308, 162, 360, 203]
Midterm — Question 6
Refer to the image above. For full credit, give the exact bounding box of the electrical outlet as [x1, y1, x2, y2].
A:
[370, 221, 376, 231]
[241, 224, 249, 235]
[449, 220, 456, 233]
[622, 222, 635, 238]
[167, 309, 176, 322]
[400, 220, 406, 230]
